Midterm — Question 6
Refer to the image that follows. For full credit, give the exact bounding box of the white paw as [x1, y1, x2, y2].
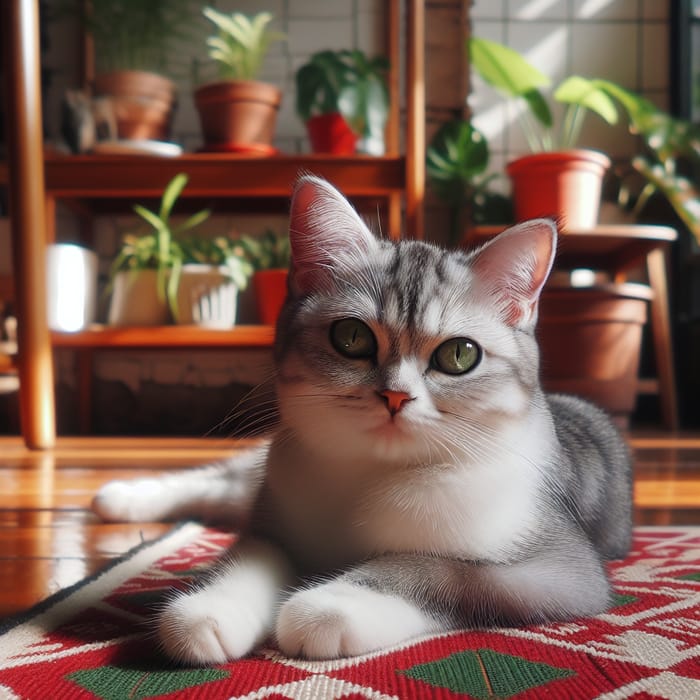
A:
[276, 581, 438, 660]
[91, 479, 162, 522]
[158, 589, 264, 665]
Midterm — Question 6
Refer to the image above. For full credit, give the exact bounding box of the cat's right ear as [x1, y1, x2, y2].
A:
[288, 175, 378, 296]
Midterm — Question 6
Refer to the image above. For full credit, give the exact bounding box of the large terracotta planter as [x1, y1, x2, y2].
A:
[94, 70, 176, 141]
[194, 80, 281, 151]
[507, 149, 610, 229]
[306, 113, 357, 154]
[538, 282, 652, 426]
[176, 265, 239, 328]
[253, 269, 288, 325]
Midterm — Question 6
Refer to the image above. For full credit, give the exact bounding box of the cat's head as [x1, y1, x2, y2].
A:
[274, 175, 556, 465]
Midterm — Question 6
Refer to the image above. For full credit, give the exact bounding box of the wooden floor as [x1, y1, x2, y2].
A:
[0, 432, 699, 621]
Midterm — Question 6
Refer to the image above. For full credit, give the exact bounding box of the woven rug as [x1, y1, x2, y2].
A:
[0, 525, 699, 699]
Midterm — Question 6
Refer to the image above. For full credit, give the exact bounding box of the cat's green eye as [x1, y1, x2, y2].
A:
[431, 337, 480, 375]
[330, 319, 377, 359]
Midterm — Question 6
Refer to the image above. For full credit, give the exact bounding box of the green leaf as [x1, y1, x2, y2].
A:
[522, 88, 553, 128]
[469, 37, 551, 98]
[133, 204, 165, 232]
[159, 173, 188, 221]
[555, 76, 618, 124]
[173, 208, 211, 236]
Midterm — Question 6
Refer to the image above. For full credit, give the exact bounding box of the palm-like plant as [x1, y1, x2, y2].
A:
[202, 8, 285, 81]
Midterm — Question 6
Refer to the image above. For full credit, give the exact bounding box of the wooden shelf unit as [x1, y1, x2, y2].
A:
[3, 0, 425, 446]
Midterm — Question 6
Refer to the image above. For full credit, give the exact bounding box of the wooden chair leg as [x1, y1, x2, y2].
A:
[2, 0, 55, 448]
[646, 248, 679, 431]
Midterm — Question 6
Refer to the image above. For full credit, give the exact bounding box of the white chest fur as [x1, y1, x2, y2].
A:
[355, 427, 550, 562]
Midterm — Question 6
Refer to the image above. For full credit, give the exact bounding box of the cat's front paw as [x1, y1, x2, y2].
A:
[92, 479, 163, 522]
[276, 581, 437, 659]
[157, 589, 264, 665]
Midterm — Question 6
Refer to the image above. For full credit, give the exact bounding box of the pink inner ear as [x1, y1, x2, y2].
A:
[472, 219, 557, 327]
[287, 175, 377, 296]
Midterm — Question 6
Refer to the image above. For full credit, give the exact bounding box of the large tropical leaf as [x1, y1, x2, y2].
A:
[555, 76, 618, 124]
[426, 119, 489, 201]
[469, 36, 551, 95]
[469, 37, 553, 128]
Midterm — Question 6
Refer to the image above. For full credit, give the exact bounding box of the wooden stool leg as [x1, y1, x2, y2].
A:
[647, 248, 679, 430]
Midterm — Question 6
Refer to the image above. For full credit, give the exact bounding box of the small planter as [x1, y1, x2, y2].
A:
[306, 113, 357, 154]
[108, 270, 169, 326]
[194, 80, 281, 151]
[94, 70, 176, 141]
[538, 282, 652, 426]
[507, 149, 610, 229]
[253, 269, 288, 325]
[176, 265, 239, 328]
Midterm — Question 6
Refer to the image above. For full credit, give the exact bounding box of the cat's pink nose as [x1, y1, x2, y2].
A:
[378, 389, 413, 416]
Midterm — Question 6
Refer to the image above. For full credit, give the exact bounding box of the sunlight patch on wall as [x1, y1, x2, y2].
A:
[515, 0, 565, 21]
[577, 0, 617, 20]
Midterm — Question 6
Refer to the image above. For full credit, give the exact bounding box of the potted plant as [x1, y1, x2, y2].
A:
[426, 116, 513, 245]
[295, 50, 390, 155]
[178, 235, 254, 328]
[599, 83, 700, 247]
[194, 8, 285, 153]
[469, 36, 621, 229]
[107, 173, 210, 326]
[63, 0, 196, 141]
[239, 230, 290, 325]
[107, 173, 253, 328]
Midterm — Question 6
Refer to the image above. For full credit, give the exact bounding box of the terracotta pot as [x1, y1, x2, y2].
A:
[306, 113, 357, 154]
[194, 80, 281, 150]
[176, 265, 239, 328]
[538, 282, 652, 425]
[107, 270, 170, 326]
[507, 149, 611, 229]
[94, 70, 176, 141]
[253, 269, 288, 325]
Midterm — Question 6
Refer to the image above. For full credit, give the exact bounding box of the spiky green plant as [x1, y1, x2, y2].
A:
[56, 0, 198, 74]
[109, 174, 210, 319]
[202, 8, 285, 81]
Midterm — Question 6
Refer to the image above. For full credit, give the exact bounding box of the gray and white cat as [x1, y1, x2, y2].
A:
[93, 175, 632, 665]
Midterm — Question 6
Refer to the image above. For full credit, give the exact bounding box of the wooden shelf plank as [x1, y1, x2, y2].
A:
[51, 325, 275, 349]
[44, 153, 406, 198]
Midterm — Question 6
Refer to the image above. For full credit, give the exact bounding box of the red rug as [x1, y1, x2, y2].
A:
[1, 524, 699, 699]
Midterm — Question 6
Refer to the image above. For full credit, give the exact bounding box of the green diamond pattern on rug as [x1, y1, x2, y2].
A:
[400, 648, 575, 698]
[678, 571, 700, 581]
[66, 665, 230, 700]
[611, 592, 639, 607]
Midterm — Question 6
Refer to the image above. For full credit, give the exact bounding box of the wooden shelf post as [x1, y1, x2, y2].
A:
[2, 0, 56, 448]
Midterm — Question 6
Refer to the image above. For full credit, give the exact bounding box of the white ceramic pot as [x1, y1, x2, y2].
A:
[46, 243, 98, 332]
[176, 264, 238, 328]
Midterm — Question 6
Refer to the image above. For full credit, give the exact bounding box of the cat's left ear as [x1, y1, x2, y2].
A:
[471, 219, 557, 329]
[288, 175, 379, 296]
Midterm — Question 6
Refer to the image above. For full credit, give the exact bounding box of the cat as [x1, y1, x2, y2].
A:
[92, 174, 632, 665]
